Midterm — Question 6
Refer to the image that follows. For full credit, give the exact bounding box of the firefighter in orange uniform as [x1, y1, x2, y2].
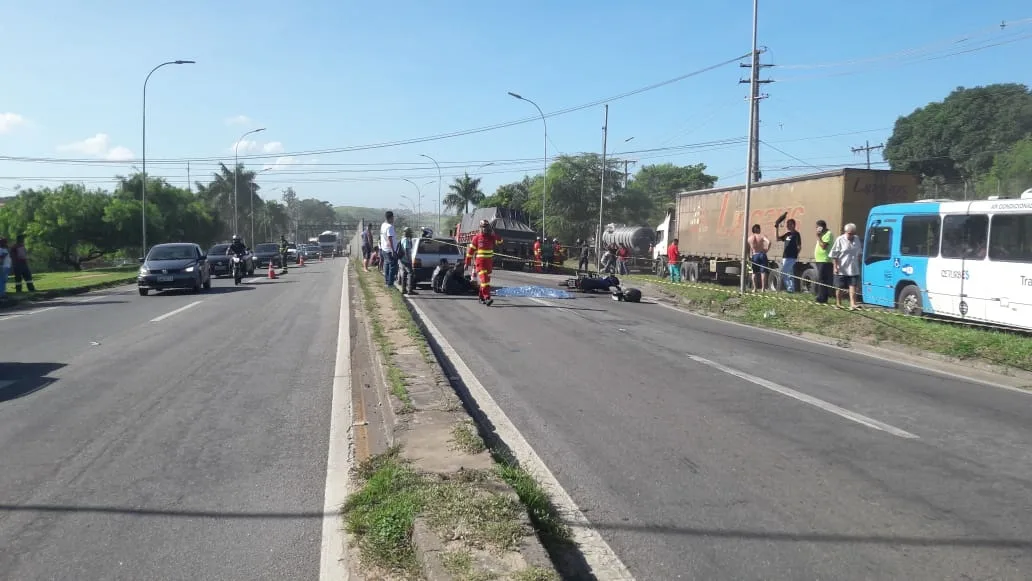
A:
[552, 238, 564, 270]
[465, 219, 502, 306]
[533, 237, 543, 273]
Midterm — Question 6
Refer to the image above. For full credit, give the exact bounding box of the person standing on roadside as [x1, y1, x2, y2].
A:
[0, 238, 11, 299]
[577, 239, 590, 272]
[361, 225, 374, 272]
[775, 218, 802, 293]
[380, 211, 398, 288]
[814, 220, 834, 304]
[748, 224, 771, 292]
[10, 234, 36, 293]
[397, 227, 418, 295]
[667, 238, 682, 283]
[830, 222, 863, 309]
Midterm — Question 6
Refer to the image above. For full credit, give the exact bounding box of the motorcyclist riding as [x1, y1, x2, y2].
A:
[227, 235, 248, 256]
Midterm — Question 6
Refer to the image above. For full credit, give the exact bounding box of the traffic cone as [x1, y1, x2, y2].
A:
[268, 262, 277, 279]
[319, 252, 323, 262]
[300, 254, 305, 267]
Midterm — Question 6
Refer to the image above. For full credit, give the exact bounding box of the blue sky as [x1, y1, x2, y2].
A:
[0, 0, 1029, 212]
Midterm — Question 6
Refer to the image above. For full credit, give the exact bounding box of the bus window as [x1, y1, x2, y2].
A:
[941, 214, 988, 260]
[864, 226, 892, 265]
[989, 214, 1032, 262]
[900, 215, 940, 257]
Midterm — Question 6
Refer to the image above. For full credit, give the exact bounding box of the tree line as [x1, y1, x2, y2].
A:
[0, 164, 338, 271]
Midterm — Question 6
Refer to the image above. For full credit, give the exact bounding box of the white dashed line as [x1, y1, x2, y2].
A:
[686, 354, 919, 439]
[150, 301, 203, 323]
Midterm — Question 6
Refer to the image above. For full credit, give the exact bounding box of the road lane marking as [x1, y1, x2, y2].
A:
[407, 298, 636, 580]
[149, 301, 202, 323]
[686, 354, 919, 439]
[320, 260, 352, 581]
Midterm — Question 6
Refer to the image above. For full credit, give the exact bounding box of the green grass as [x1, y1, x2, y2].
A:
[3, 266, 137, 296]
[509, 567, 561, 581]
[389, 287, 434, 364]
[627, 275, 1032, 373]
[354, 263, 413, 408]
[344, 448, 529, 578]
[494, 461, 571, 546]
[451, 420, 487, 455]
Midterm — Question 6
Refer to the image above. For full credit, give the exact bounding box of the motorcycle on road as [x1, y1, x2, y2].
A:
[231, 252, 248, 285]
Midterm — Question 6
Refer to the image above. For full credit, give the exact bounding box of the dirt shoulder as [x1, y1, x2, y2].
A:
[345, 264, 561, 581]
[626, 275, 1032, 389]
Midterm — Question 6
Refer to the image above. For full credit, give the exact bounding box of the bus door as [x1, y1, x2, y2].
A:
[986, 212, 1032, 329]
[861, 217, 895, 307]
[937, 210, 988, 321]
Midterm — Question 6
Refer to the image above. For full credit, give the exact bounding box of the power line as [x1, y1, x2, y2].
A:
[0, 52, 751, 166]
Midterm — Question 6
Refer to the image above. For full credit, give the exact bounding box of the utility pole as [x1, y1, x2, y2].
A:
[597, 104, 609, 272]
[739, 0, 767, 293]
[739, 46, 774, 183]
[623, 159, 637, 188]
[186, 161, 191, 193]
[851, 141, 884, 170]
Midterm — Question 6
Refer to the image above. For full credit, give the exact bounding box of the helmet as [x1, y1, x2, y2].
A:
[553, 238, 559, 242]
[479, 219, 491, 228]
[403, 226, 413, 235]
[232, 234, 241, 241]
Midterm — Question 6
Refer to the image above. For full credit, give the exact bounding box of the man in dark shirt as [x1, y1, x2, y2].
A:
[775, 218, 802, 292]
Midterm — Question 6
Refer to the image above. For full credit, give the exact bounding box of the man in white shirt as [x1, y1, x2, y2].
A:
[379, 211, 398, 288]
[829, 222, 863, 309]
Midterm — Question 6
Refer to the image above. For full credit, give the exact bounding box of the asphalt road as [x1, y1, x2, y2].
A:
[411, 270, 1032, 580]
[0, 260, 346, 580]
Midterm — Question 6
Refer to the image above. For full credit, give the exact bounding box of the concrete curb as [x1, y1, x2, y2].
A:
[349, 269, 560, 579]
[0, 276, 137, 311]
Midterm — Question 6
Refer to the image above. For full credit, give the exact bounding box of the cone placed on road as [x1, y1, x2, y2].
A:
[268, 262, 277, 279]
[300, 254, 305, 267]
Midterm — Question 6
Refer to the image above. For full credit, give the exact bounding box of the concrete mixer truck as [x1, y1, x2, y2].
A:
[600, 223, 657, 273]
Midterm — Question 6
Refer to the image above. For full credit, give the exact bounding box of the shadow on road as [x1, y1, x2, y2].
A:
[0, 362, 66, 403]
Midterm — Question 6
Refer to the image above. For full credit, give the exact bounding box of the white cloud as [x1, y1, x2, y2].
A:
[263, 141, 284, 154]
[0, 112, 26, 134]
[225, 114, 252, 126]
[56, 133, 135, 160]
[105, 146, 135, 161]
[231, 139, 261, 155]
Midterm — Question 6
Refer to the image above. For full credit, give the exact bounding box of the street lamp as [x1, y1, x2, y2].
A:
[142, 59, 195, 258]
[234, 127, 266, 235]
[402, 178, 424, 227]
[251, 167, 272, 245]
[508, 92, 548, 240]
[419, 154, 442, 234]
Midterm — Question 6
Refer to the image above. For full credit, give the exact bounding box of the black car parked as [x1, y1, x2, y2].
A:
[253, 242, 283, 268]
[138, 243, 212, 296]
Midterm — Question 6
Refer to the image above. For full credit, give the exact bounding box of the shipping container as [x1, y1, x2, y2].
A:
[673, 168, 920, 288]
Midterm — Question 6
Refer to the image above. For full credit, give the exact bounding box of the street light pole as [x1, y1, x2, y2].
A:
[234, 127, 266, 236]
[402, 178, 423, 227]
[419, 154, 442, 235]
[142, 59, 194, 258]
[508, 92, 548, 240]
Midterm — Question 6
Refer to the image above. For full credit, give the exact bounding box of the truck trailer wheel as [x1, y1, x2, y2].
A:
[800, 268, 818, 295]
[768, 268, 783, 292]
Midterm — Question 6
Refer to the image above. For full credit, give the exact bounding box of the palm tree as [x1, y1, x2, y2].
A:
[194, 163, 257, 238]
[443, 173, 485, 215]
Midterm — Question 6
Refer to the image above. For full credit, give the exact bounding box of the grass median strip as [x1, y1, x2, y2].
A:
[2, 266, 138, 306]
[355, 264, 413, 408]
[344, 448, 534, 579]
[629, 275, 1032, 373]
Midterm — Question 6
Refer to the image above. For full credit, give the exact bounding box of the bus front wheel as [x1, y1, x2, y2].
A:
[897, 284, 924, 317]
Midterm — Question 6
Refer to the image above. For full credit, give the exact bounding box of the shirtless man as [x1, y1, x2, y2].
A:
[748, 224, 771, 292]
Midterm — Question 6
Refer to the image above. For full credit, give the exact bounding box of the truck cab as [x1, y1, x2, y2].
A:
[652, 209, 675, 275]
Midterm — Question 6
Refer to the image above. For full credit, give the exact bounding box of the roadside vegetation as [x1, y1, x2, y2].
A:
[630, 275, 1032, 374]
[354, 264, 413, 409]
[1, 265, 138, 306]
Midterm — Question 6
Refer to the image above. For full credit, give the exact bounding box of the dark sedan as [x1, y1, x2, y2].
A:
[138, 243, 212, 296]
[253, 242, 283, 269]
[207, 243, 255, 277]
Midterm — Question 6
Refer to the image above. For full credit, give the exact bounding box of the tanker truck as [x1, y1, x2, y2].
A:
[600, 224, 657, 273]
[672, 168, 920, 290]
